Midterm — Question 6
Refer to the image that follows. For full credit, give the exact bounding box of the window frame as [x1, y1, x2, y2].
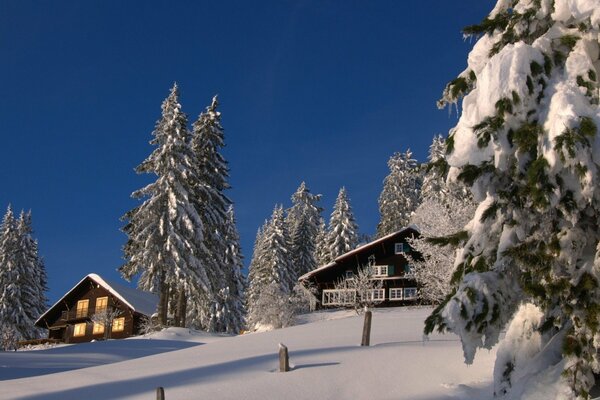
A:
[394, 243, 405, 254]
[112, 317, 125, 332]
[73, 322, 87, 337]
[403, 287, 418, 300]
[95, 296, 108, 313]
[76, 299, 89, 318]
[371, 265, 388, 277]
[389, 288, 403, 301]
[92, 322, 105, 335]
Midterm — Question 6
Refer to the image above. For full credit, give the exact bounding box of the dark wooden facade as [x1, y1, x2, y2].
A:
[299, 227, 421, 308]
[35, 274, 157, 343]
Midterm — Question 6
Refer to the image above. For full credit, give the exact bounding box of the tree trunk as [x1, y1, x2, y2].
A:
[174, 287, 186, 327]
[157, 273, 169, 326]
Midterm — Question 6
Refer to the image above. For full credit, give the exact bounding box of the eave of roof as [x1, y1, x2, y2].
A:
[35, 274, 158, 326]
[298, 225, 420, 281]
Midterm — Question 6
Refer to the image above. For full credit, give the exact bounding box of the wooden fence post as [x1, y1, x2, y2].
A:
[361, 310, 372, 346]
[156, 387, 165, 400]
[279, 343, 290, 372]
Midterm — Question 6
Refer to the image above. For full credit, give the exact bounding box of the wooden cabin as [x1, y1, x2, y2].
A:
[35, 274, 158, 343]
[299, 227, 421, 308]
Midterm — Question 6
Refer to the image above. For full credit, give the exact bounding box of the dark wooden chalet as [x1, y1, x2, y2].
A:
[35, 274, 158, 343]
[299, 227, 421, 308]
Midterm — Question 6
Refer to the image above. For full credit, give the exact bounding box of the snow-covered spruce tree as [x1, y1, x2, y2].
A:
[188, 95, 233, 329]
[327, 187, 359, 259]
[205, 205, 246, 333]
[424, 2, 600, 398]
[286, 182, 323, 281]
[246, 223, 267, 327]
[314, 217, 331, 266]
[121, 84, 210, 327]
[377, 150, 421, 237]
[0, 206, 28, 341]
[15, 211, 47, 338]
[247, 206, 293, 329]
[421, 135, 449, 202]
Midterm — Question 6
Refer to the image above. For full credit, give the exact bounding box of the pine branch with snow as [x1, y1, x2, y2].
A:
[425, 2, 600, 398]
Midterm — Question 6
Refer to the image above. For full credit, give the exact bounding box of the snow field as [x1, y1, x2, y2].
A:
[1, 307, 496, 400]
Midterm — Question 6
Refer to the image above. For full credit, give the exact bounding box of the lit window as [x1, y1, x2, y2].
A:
[95, 297, 108, 313]
[112, 317, 125, 332]
[73, 323, 87, 337]
[395, 243, 406, 254]
[389, 288, 403, 300]
[92, 322, 105, 335]
[403, 287, 418, 300]
[76, 299, 89, 318]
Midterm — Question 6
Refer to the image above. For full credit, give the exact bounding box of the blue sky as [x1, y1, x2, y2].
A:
[1, 0, 494, 303]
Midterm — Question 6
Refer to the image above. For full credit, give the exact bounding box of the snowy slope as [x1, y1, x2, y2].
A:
[1, 307, 497, 400]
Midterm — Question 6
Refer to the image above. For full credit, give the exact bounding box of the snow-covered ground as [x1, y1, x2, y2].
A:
[1, 307, 497, 400]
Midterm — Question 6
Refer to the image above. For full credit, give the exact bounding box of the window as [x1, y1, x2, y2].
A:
[362, 289, 385, 301]
[73, 323, 87, 337]
[389, 288, 403, 301]
[345, 270, 354, 279]
[371, 265, 388, 277]
[404, 264, 415, 276]
[95, 296, 108, 313]
[403, 287, 418, 300]
[92, 322, 105, 335]
[112, 317, 125, 332]
[76, 299, 89, 318]
[322, 289, 356, 306]
[395, 243, 406, 254]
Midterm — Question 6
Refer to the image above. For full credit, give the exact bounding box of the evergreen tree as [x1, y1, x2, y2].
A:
[286, 182, 323, 281]
[0, 206, 28, 340]
[246, 223, 268, 327]
[425, 2, 600, 397]
[211, 205, 246, 333]
[313, 217, 331, 266]
[121, 84, 209, 326]
[190, 95, 231, 293]
[15, 211, 47, 338]
[327, 188, 359, 259]
[377, 149, 421, 237]
[247, 206, 294, 328]
[421, 135, 448, 202]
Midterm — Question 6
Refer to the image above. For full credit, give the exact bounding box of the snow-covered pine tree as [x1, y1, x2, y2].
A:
[421, 135, 449, 202]
[207, 205, 245, 333]
[247, 206, 294, 329]
[189, 96, 232, 328]
[246, 223, 267, 327]
[314, 217, 331, 266]
[327, 187, 359, 259]
[0, 206, 28, 340]
[15, 210, 47, 338]
[286, 182, 323, 282]
[376, 150, 421, 237]
[121, 84, 209, 326]
[424, 2, 600, 398]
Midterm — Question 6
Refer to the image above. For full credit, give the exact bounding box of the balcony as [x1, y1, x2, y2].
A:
[60, 309, 92, 321]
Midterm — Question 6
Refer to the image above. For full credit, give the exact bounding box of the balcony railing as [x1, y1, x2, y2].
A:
[60, 309, 93, 321]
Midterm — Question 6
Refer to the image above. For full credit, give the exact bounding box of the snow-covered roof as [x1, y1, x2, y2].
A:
[298, 225, 420, 281]
[36, 274, 158, 325]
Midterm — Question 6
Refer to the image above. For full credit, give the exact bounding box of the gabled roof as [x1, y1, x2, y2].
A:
[36, 274, 158, 325]
[298, 225, 420, 281]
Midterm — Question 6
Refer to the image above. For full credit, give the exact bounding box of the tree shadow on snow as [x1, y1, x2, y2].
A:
[11, 346, 356, 400]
